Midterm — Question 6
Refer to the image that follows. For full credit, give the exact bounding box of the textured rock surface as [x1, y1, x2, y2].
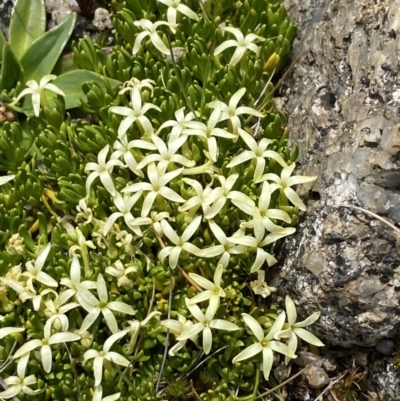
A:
[0, 0, 13, 39]
[279, 0, 400, 348]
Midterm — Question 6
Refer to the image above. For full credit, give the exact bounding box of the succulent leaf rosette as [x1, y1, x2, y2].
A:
[0, 0, 323, 400]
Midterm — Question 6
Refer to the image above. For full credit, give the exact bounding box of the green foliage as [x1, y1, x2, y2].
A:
[0, 1, 323, 401]
[0, 0, 121, 116]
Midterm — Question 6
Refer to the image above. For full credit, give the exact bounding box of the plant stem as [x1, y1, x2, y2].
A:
[81, 245, 92, 278]
[251, 365, 261, 401]
[155, 270, 173, 395]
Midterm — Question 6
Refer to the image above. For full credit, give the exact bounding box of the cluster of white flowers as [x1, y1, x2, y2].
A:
[0, 0, 323, 397]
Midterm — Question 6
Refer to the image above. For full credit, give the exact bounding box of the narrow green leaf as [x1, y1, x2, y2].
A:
[20, 12, 77, 82]
[0, 44, 25, 91]
[51, 70, 120, 109]
[9, 0, 46, 60]
[0, 30, 6, 61]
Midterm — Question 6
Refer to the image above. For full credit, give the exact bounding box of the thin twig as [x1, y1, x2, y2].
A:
[311, 371, 347, 401]
[335, 204, 400, 237]
[190, 379, 203, 401]
[256, 51, 303, 112]
[63, 343, 82, 401]
[147, 276, 157, 317]
[0, 340, 17, 373]
[250, 358, 322, 400]
[155, 273, 174, 395]
[183, 346, 227, 379]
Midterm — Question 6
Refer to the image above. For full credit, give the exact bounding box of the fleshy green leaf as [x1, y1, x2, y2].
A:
[0, 44, 25, 91]
[9, 0, 46, 59]
[20, 12, 77, 82]
[51, 70, 120, 110]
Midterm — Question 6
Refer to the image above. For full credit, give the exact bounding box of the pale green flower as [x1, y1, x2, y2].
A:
[229, 214, 294, 272]
[105, 260, 137, 289]
[83, 330, 130, 386]
[161, 313, 198, 356]
[230, 181, 295, 234]
[132, 19, 176, 55]
[157, 107, 198, 141]
[200, 221, 246, 268]
[13, 328, 80, 373]
[188, 263, 225, 311]
[208, 88, 263, 133]
[260, 163, 317, 211]
[109, 95, 161, 137]
[275, 296, 324, 363]
[103, 191, 151, 236]
[177, 299, 239, 354]
[0, 354, 43, 399]
[233, 312, 296, 380]
[136, 133, 196, 170]
[227, 128, 288, 183]
[158, 216, 203, 269]
[183, 106, 236, 162]
[178, 178, 213, 215]
[0, 326, 25, 341]
[22, 243, 58, 288]
[158, 0, 199, 26]
[250, 270, 276, 298]
[10, 74, 64, 117]
[77, 274, 136, 334]
[204, 173, 239, 219]
[85, 145, 125, 197]
[122, 162, 184, 217]
[214, 27, 265, 66]
[112, 134, 157, 177]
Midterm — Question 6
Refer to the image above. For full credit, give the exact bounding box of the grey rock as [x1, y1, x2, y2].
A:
[369, 356, 400, 400]
[46, 0, 80, 24]
[0, 0, 13, 39]
[277, 0, 400, 349]
[355, 351, 368, 367]
[293, 350, 321, 368]
[304, 365, 330, 389]
[273, 364, 290, 383]
[375, 339, 394, 355]
[93, 8, 113, 31]
[322, 355, 337, 372]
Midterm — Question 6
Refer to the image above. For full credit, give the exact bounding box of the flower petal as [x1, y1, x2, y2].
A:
[104, 330, 128, 352]
[107, 302, 136, 315]
[232, 342, 262, 363]
[80, 308, 101, 333]
[49, 332, 81, 345]
[202, 326, 212, 354]
[262, 346, 273, 380]
[242, 313, 264, 342]
[102, 307, 119, 334]
[176, 323, 204, 341]
[93, 356, 104, 386]
[105, 351, 130, 366]
[209, 319, 239, 331]
[41, 344, 53, 373]
[35, 243, 51, 271]
[293, 328, 324, 347]
[14, 339, 42, 359]
[36, 271, 58, 287]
